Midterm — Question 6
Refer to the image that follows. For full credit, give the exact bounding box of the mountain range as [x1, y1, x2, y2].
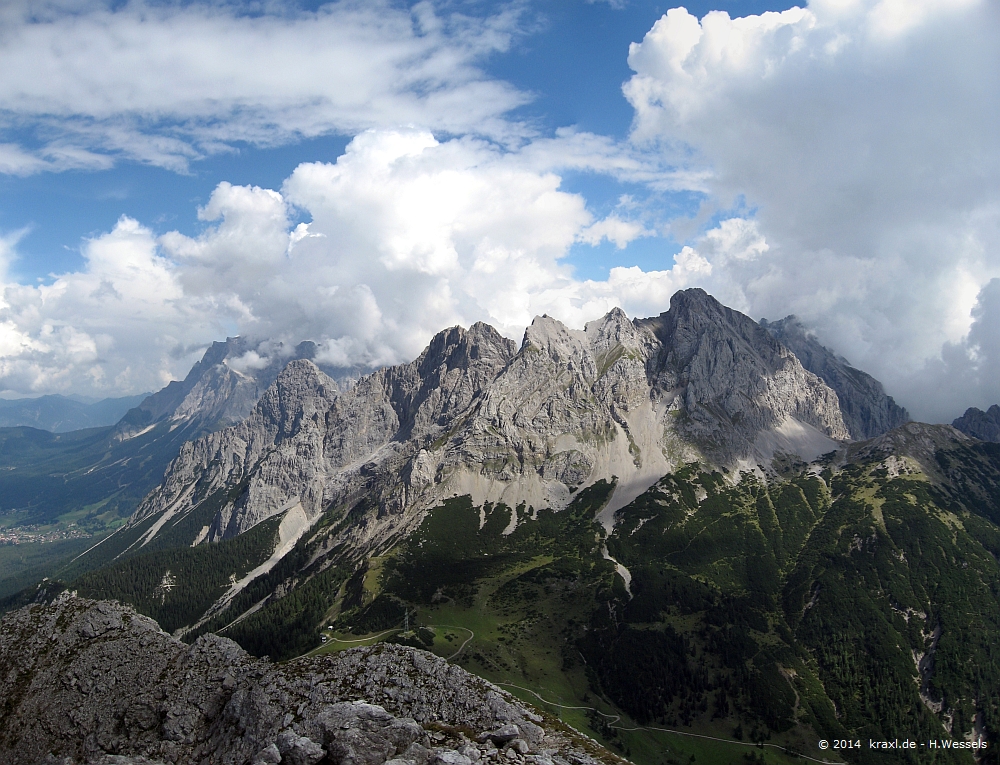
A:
[124, 290, 858, 554]
[0, 392, 148, 432]
[2, 288, 998, 765]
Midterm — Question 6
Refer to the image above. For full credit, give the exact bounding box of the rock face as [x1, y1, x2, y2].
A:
[126, 290, 853, 567]
[952, 404, 1000, 442]
[0, 596, 615, 765]
[130, 323, 517, 545]
[113, 338, 338, 441]
[130, 358, 344, 543]
[127, 290, 852, 569]
[639, 291, 849, 462]
[760, 315, 909, 440]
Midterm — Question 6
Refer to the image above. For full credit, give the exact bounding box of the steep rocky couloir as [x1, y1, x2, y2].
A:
[0, 596, 621, 765]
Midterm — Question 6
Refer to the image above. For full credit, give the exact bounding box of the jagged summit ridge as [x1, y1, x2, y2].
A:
[127, 290, 856, 568]
[131, 324, 516, 546]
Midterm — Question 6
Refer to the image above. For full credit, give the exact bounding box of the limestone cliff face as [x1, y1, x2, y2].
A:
[641, 290, 849, 463]
[131, 324, 516, 547]
[0, 596, 616, 765]
[760, 315, 909, 440]
[128, 290, 851, 566]
[113, 337, 335, 441]
[130, 358, 343, 544]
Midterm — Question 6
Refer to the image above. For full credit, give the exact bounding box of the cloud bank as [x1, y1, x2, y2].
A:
[625, 0, 1000, 421]
[0, 129, 706, 395]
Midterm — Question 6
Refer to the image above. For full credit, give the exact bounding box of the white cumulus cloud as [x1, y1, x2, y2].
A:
[578, 215, 653, 249]
[0, 216, 221, 393]
[625, 0, 1000, 421]
[0, 129, 709, 396]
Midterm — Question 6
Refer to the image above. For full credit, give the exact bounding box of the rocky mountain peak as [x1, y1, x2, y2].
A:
[584, 307, 646, 365]
[521, 315, 591, 367]
[273, 357, 335, 395]
[648, 288, 783, 371]
[637, 291, 851, 461]
[415, 323, 515, 382]
[666, 285, 724, 315]
[952, 404, 1000, 442]
[256, 359, 340, 441]
[760, 315, 909, 440]
[391, 324, 516, 443]
[113, 336, 335, 442]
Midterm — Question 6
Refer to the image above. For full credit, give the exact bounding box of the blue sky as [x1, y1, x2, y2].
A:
[1, 0, 793, 283]
[0, 0, 997, 423]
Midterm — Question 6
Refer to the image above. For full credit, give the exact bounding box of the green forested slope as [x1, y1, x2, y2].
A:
[0, 418, 207, 532]
[325, 448, 999, 765]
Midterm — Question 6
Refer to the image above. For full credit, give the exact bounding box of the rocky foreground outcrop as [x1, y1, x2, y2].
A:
[0, 596, 619, 765]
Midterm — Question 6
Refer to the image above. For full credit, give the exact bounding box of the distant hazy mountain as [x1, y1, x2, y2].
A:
[760, 315, 909, 440]
[112, 336, 341, 440]
[952, 404, 1000, 441]
[0, 393, 148, 432]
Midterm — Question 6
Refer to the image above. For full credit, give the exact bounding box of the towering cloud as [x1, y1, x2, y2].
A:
[624, 0, 1000, 421]
[0, 130, 712, 396]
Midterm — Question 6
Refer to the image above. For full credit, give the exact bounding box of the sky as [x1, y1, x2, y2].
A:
[0, 0, 997, 424]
